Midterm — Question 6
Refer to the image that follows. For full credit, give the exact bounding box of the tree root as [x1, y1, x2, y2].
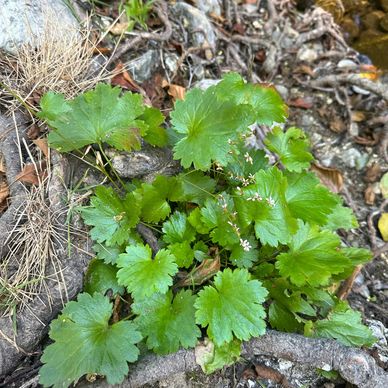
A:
[310, 74, 388, 102]
[0, 113, 28, 259]
[78, 330, 388, 388]
[0, 151, 91, 376]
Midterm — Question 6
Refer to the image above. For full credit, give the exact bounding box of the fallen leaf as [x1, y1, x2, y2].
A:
[351, 111, 366, 122]
[111, 62, 142, 93]
[294, 64, 316, 77]
[311, 163, 343, 193]
[93, 46, 111, 55]
[380, 172, 388, 199]
[0, 155, 5, 173]
[378, 213, 388, 241]
[0, 182, 9, 203]
[329, 117, 346, 133]
[232, 23, 245, 35]
[33, 138, 49, 158]
[364, 162, 381, 183]
[0, 182, 9, 213]
[364, 185, 375, 205]
[254, 363, 290, 386]
[287, 97, 313, 109]
[255, 48, 266, 63]
[354, 132, 380, 146]
[16, 161, 47, 185]
[167, 84, 186, 101]
[27, 124, 41, 139]
[109, 21, 130, 35]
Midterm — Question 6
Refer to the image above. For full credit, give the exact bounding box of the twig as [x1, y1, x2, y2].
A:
[136, 223, 159, 256]
[111, 2, 172, 63]
[310, 74, 388, 101]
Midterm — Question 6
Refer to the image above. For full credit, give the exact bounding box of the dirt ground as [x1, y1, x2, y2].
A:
[0, 0, 387, 387]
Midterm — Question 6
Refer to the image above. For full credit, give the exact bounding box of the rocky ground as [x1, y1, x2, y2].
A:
[0, 1, 387, 387]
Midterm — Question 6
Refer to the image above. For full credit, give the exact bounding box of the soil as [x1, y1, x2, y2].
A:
[0, 0, 387, 387]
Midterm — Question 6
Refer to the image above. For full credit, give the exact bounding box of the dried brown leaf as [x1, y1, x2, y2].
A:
[0, 155, 5, 174]
[33, 138, 49, 158]
[351, 111, 366, 122]
[364, 185, 376, 205]
[364, 162, 381, 183]
[16, 161, 47, 185]
[311, 163, 343, 193]
[167, 84, 186, 101]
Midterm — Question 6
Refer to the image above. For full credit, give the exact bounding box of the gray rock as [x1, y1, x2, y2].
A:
[105, 145, 181, 182]
[0, 0, 78, 54]
[341, 147, 369, 170]
[164, 53, 180, 73]
[297, 47, 318, 62]
[172, 2, 216, 49]
[274, 84, 289, 100]
[193, 0, 222, 16]
[125, 50, 159, 83]
[193, 78, 220, 90]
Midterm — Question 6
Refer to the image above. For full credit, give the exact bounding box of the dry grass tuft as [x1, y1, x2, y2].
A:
[0, 6, 109, 113]
[0, 173, 69, 317]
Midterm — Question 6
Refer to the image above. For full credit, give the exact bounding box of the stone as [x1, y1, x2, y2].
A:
[125, 50, 159, 83]
[172, 2, 217, 50]
[379, 0, 388, 12]
[380, 14, 388, 32]
[296, 47, 318, 63]
[193, 0, 222, 16]
[0, 0, 78, 54]
[193, 78, 220, 90]
[274, 84, 289, 100]
[361, 10, 385, 30]
[341, 16, 360, 41]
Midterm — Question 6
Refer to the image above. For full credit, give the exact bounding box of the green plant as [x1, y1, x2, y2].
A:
[37, 73, 375, 387]
[121, 0, 154, 31]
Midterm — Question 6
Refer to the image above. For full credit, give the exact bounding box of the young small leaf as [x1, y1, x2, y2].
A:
[195, 268, 268, 346]
[197, 339, 242, 374]
[84, 259, 124, 295]
[162, 211, 196, 244]
[116, 244, 178, 300]
[214, 73, 288, 125]
[237, 167, 297, 246]
[310, 304, 375, 347]
[133, 290, 201, 354]
[80, 187, 140, 246]
[39, 293, 142, 387]
[264, 127, 313, 172]
[324, 203, 358, 231]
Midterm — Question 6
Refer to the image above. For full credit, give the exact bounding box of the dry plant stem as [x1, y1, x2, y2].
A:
[310, 74, 388, 102]
[136, 223, 160, 256]
[337, 264, 362, 300]
[0, 113, 27, 259]
[111, 2, 172, 63]
[79, 331, 388, 388]
[0, 151, 91, 376]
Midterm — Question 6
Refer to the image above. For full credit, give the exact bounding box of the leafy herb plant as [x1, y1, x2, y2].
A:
[37, 73, 375, 387]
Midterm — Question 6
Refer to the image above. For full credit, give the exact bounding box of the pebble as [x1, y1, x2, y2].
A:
[125, 50, 159, 82]
[341, 147, 369, 170]
[194, 0, 222, 16]
[297, 47, 318, 62]
[172, 2, 217, 50]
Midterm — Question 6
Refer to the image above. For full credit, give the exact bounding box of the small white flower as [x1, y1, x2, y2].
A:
[247, 193, 263, 202]
[244, 152, 253, 165]
[266, 196, 275, 207]
[240, 238, 252, 252]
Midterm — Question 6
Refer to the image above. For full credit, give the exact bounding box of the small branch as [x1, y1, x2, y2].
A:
[111, 2, 172, 63]
[136, 223, 159, 256]
[310, 74, 388, 101]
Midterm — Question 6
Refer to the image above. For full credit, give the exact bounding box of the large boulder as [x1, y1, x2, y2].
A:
[0, 0, 78, 53]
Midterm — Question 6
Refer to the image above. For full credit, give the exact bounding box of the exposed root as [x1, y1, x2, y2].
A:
[0, 113, 28, 258]
[77, 330, 388, 388]
[0, 151, 91, 376]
